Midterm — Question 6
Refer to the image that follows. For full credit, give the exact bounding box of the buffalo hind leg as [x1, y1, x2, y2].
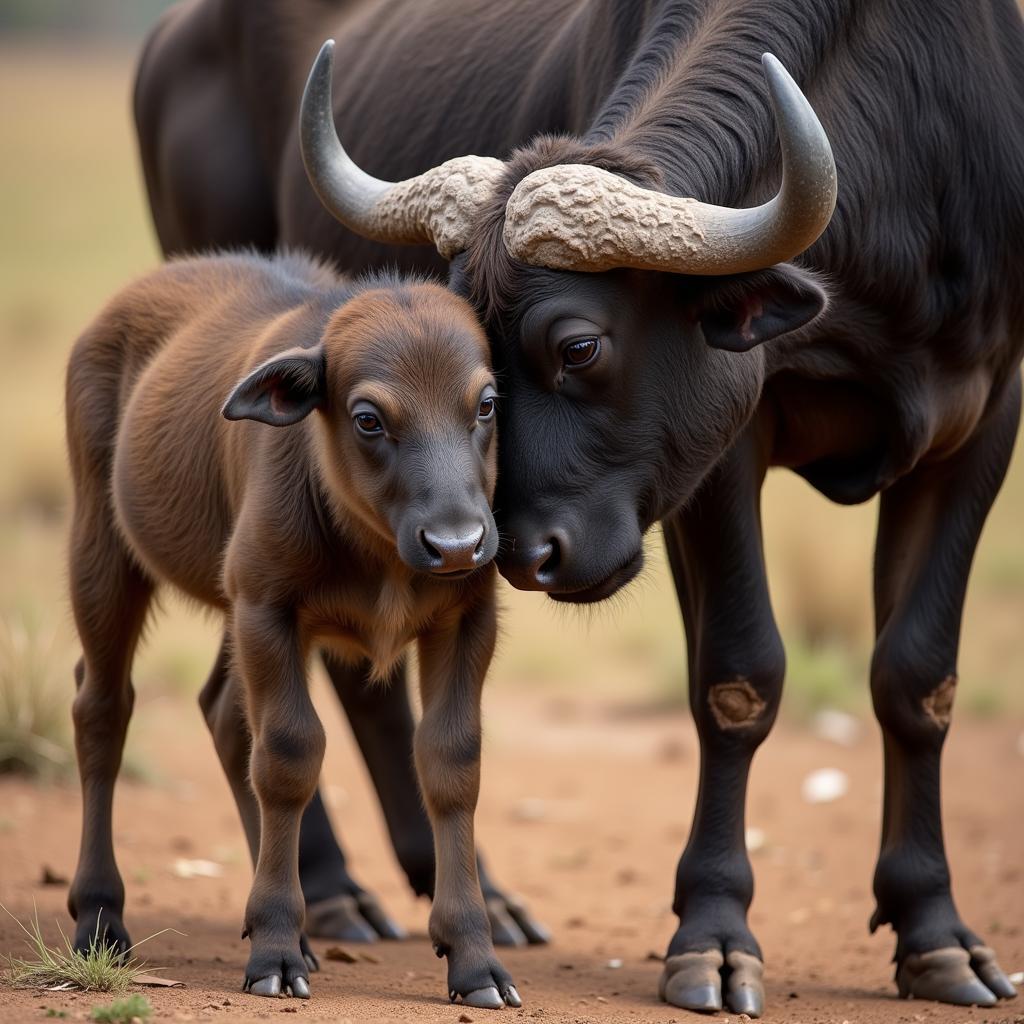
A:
[67, 505, 153, 955]
[660, 431, 780, 1018]
[870, 378, 1020, 1007]
[322, 653, 549, 946]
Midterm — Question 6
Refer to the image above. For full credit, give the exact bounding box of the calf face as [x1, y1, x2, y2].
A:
[223, 283, 499, 576]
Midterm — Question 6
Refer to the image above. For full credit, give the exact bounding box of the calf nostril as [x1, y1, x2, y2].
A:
[536, 535, 561, 579]
[419, 529, 442, 563]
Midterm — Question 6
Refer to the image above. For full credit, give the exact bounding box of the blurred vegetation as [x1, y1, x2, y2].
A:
[0, 2, 174, 38]
[0, 613, 74, 778]
[0, 34, 1021, 784]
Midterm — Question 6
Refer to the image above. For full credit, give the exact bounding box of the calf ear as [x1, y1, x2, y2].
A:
[692, 264, 827, 353]
[222, 345, 326, 426]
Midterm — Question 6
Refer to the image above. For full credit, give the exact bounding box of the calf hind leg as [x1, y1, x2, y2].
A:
[67, 509, 153, 955]
[869, 380, 1020, 1007]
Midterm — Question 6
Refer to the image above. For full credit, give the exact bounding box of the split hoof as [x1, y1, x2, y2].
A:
[246, 975, 281, 998]
[897, 946, 999, 1007]
[660, 951, 723, 1013]
[485, 893, 550, 947]
[460, 986, 504, 1010]
[970, 945, 1018, 1000]
[451, 983, 521, 1010]
[305, 892, 405, 942]
[659, 949, 764, 1017]
[725, 950, 765, 1017]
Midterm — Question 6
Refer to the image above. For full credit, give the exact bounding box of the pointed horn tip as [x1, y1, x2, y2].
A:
[310, 39, 335, 78]
[760, 52, 792, 85]
[303, 39, 335, 110]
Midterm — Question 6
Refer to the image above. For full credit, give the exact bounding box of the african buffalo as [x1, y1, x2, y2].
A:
[67, 253, 519, 1006]
[135, 0, 1024, 1015]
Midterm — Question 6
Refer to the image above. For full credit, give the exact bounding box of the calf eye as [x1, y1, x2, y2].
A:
[478, 396, 496, 420]
[354, 412, 383, 435]
[563, 336, 601, 368]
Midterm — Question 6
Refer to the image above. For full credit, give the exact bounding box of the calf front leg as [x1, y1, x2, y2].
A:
[232, 600, 325, 1000]
[659, 430, 780, 1019]
[415, 594, 520, 1010]
[327, 652, 548, 945]
[869, 378, 1020, 1007]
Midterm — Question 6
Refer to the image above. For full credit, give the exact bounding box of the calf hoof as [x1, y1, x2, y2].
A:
[659, 949, 764, 1018]
[896, 946, 1016, 1006]
[243, 941, 312, 1000]
[442, 948, 521, 1010]
[305, 892, 405, 942]
[485, 893, 550, 947]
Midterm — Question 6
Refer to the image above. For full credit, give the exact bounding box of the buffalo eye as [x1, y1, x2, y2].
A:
[354, 411, 384, 436]
[562, 336, 601, 369]
[478, 396, 496, 420]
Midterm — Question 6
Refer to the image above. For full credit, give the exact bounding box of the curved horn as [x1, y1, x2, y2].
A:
[502, 54, 837, 275]
[300, 40, 505, 257]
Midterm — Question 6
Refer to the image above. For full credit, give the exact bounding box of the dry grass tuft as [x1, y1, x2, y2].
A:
[2, 907, 146, 993]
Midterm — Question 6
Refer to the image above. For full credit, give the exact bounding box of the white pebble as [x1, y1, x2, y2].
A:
[801, 767, 849, 804]
[1008, 970, 1024, 985]
[606, 958, 623, 969]
[812, 709, 861, 747]
[745, 826, 766, 853]
[173, 857, 223, 879]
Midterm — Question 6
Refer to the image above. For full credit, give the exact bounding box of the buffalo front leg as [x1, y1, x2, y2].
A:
[659, 431, 780, 1018]
[233, 601, 324, 1000]
[870, 378, 1020, 1007]
[414, 595, 520, 1010]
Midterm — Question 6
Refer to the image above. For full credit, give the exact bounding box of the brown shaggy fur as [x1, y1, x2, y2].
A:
[64, 251, 513, 1002]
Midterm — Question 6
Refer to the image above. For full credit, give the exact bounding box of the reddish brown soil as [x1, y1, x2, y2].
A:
[1, 690, 1021, 1024]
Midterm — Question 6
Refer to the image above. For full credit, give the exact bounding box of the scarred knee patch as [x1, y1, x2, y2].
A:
[922, 675, 957, 728]
[708, 680, 767, 730]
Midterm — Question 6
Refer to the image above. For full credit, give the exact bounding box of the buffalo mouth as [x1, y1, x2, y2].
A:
[548, 549, 644, 605]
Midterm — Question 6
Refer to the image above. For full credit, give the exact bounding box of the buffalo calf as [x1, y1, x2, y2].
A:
[64, 251, 519, 1008]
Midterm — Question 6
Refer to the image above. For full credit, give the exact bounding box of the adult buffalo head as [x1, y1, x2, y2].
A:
[300, 40, 836, 602]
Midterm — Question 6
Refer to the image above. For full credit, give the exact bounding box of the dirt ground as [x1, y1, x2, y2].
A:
[1, 688, 1022, 1024]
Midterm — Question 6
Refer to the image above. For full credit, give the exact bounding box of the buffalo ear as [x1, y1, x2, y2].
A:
[692, 264, 827, 352]
[222, 345, 326, 426]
